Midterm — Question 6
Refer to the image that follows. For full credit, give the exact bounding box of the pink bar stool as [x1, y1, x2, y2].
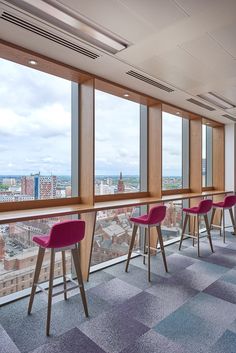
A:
[125, 205, 168, 282]
[28, 220, 88, 336]
[179, 199, 214, 257]
[210, 195, 236, 243]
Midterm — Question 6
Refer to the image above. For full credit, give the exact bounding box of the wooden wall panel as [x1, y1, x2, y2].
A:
[79, 78, 95, 205]
[148, 103, 162, 249]
[148, 103, 162, 198]
[213, 126, 225, 191]
[189, 118, 202, 233]
[212, 126, 225, 224]
[0, 39, 92, 83]
[190, 118, 202, 194]
[80, 212, 97, 281]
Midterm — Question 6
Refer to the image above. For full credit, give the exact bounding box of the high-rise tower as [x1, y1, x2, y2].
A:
[117, 172, 125, 193]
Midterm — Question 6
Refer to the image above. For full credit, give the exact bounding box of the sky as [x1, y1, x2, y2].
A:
[0, 58, 183, 177]
[162, 112, 182, 177]
[0, 58, 71, 176]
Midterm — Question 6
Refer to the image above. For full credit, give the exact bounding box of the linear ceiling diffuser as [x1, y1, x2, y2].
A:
[187, 98, 215, 111]
[222, 114, 236, 122]
[5, 0, 128, 54]
[126, 70, 174, 92]
[197, 92, 235, 110]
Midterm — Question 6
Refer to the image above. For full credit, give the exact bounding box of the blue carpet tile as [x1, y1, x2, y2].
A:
[1, 230, 236, 353]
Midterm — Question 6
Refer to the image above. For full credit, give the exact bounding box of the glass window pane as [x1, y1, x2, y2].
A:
[91, 207, 141, 267]
[162, 201, 183, 240]
[0, 216, 73, 299]
[95, 90, 140, 195]
[202, 125, 207, 187]
[162, 112, 183, 190]
[0, 58, 73, 202]
[202, 124, 213, 187]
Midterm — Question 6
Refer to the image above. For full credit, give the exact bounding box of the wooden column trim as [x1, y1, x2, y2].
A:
[148, 103, 162, 198]
[213, 126, 225, 191]
[79, 78, 95, 205]
[190, 118, 202, 194]
[212, 125, 225, 224]
[80, 211, 97, 281]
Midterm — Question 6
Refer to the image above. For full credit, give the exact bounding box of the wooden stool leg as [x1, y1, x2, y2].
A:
[204, 214, 214, 253]
[71, 247, 88, 317]
[229, 208, 236, 235]
[157, 225, 168, 272]
[147, 228, 151, 282]
[222, 209, 226, 243]
[210, 208, 216, 231]
[220, 209, 223, 237]
[143, 228, 147, 265]
[62, 251, 67, 300]
[193, 216, 196, 247]
[28, 247, 45, 315]
[46, 249, 55, 336]
[125, 224, 138, 272]
[197, 215, 200, 257]
[179, 214, 188, 250]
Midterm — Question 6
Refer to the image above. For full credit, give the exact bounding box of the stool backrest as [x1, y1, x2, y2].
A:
[223, 195, 236, 208]
[198, 199, 212, 214]
[148, 205, 166, 224]
[47, 220, 85, 248]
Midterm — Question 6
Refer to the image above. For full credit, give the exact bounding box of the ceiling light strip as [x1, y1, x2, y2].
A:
[6, 0, 127, 53]
[1, 11, 99, 59]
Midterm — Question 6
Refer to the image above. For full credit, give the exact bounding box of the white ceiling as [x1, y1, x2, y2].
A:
[1, 0, 236, 123]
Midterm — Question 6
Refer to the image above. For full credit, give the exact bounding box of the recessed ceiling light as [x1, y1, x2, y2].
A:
[206, 122, 210, 125]
[28, 59, 38, 65]
[176, 112, 180, 115]
[124, 94, 129, 97]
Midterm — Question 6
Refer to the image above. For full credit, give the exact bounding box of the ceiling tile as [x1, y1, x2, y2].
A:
[181, 34, 236, 79]
[140, 55, 202, 91]
[175, 0, 222, 16]
[210, 22, 236, 58]
[118, 0, 188, 29]
[57, 0, 153, 42]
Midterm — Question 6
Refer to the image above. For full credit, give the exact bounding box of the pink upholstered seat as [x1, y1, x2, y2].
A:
[33, 220, 85, 249]
[180, 198, 214, 256]
[130, 205, 166, 225]
[29, 219, 88, 336]
[213, 195, 236, 209]
[126, 204, 168, 281]
[183, 199, 212, 215]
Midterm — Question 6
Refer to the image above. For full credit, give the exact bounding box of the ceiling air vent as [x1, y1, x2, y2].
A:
[222, 114, 236, 122]
[126, 70, 174, 93]
[187, 98, 215, 111]
[0, 11, 100, 59]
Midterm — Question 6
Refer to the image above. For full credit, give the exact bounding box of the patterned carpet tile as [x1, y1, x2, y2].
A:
[208, 330, 236, 353]
[178, 292, 236, 326]
[154, 305, 225, 351]
[1, 232, 236, 353]
[119, 330, 190, 353]
[0, 325, 20, 353]
[87, 277, 142, 306]
[79, 309, 149, 353]
[204, 279, 236, 304]
[31, 328, 106, 353]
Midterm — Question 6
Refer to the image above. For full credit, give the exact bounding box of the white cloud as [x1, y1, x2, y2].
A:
[0, 59, 71, 175]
